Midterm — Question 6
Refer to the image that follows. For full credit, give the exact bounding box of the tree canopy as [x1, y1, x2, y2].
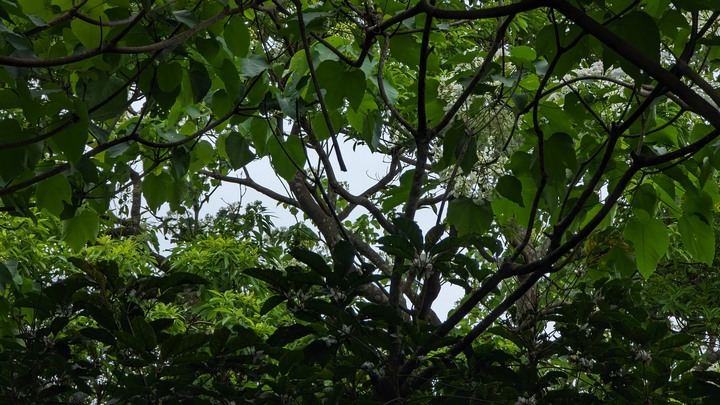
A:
[2, 0, 720, 403]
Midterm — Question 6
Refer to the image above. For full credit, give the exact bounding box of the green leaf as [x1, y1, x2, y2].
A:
[81, 74, 128, 121]
[224, 16, 250, 57]
[240, 55, 270, 78]
[260, 295, 286, 316]
[80, 328, 116, 346]
[424, 224, 446, 251]
[447, 198, 493, 236]
[603, 11, 661, 81]
[161, 333, 209, 359]
[543, 132, 577, 183]
[311, 109, 343, 141]
[35, 173, 72, 216]
[510, 45, 536, 61]
[62, 208, 100, 251]
[70, 16, 110, 49]
[332, 240, 355, 279]
[291, 247, 332, 278]
[315, 60, 366, 111]
[0, 261, 15, 294]
[219, 59, 241, 96]
[267, 324, 315, 347]
[379, 234, 417, 260]
[189, 62, 212, 103]
[682, 189, 714, 223]
[53, 120, 88, 163]
[631, 183, 657, 215]
[659, 333, 695, 350]
[196, 37, 220, 63]
[603, 246, 636, 278]
[623, 211, 669, 278]
[389, 35, 419, 67]
[392, 217, 424, 252]
[244, 267, 290, 290]
[678, 214, 715, 265]
[189, 140, 214, 171]
[210, 327, 231, 356]
[519, 74, 540, 91]
[268, 134, 305, 181]
[224, 131, 255, 169]
[496, 175, 524, 207]
[142, 171, 174, 211]
[172, 9, 198, 27]
[157, 62, 183, 93]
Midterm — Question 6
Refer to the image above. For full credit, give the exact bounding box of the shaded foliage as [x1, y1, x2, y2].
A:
[1, 0, 720, 403]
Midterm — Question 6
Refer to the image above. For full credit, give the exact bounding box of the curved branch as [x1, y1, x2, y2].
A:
[425, 0, 545, 21]
[299, 119, 397, 234]
[199, 170, 299, 208]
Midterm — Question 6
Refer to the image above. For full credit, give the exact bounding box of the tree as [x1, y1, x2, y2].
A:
[1, 0, 720, 402]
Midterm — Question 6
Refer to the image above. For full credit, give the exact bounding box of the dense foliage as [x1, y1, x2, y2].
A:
[2, 0, 720, 403]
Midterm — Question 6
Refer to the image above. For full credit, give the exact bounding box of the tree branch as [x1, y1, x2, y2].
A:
[0, 4, 252, 67]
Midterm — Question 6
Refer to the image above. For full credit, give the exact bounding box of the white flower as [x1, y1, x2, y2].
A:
[515, 395, 537, 405]
[329, 288, 346, 302]
[320, 336, 337, 347]
[579, 357, 596, 370]
[635, 349, 652, 364]
[252, 349, 265, 364]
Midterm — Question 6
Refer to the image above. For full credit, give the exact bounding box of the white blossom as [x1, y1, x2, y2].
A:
[515, 395, 537, 405]
[635, 349, 652, 364]
[320, 336, 337, 347]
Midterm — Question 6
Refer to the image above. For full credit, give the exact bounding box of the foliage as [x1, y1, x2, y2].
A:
[2, 0, 720, 403]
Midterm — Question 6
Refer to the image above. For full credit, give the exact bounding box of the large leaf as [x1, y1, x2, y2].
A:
[142, 171, 174, 212]
[157, 62, 184, 93]
[70, 15, 110, 49]
[52, 120, 88, 164]
[35, 173, 72, 216]
[224, 16, 250, 57]
[62, 208, 100, 251]
[0, 119, 42, 181]
[624, 211, 669, 278]
[603, 11, 661, 80]
[80, 74, 128, 121]
[224, 131, 255, 169]
[267, 324, 315, 347]
[268, 134, 306, 181]
[240, 55, 270, 78]
[447, 198, 493, 236]
[678, 214, 715, 265]
[496, 175, 524, 207]
[392, 216, 424, 252]
[314, 60, 366, 111]
[290, 247, 332, 278]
